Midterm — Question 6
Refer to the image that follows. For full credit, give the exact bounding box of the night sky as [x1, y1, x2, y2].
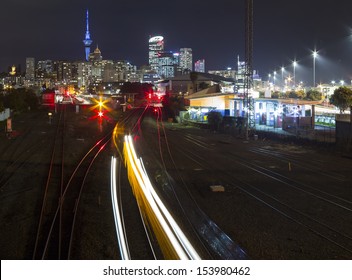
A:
[1, 0, 352, 85]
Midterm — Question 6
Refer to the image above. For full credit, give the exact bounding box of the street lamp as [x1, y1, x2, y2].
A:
[293, 60, 297, 88]
[281, 67, 284, 89]
[313, 50, 318, 88]
[48, 112, 52, 124]
[273, 71, 277, 88]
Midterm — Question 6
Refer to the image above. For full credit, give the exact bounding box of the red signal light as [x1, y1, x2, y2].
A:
[98, 111, 104, 118]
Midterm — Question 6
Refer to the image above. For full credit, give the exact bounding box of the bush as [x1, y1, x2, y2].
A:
[207, 111, 223, 131]
[2, 88, 39, 112]
[305, 90, 322, 101]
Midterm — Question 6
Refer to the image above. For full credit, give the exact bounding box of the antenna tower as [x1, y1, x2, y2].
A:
[244, 0, 255, 138]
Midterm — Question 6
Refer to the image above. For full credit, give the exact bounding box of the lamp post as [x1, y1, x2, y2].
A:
[313, 50, 317, 88]
[293, 60, 297, 88]
[281, 67, 284, 90]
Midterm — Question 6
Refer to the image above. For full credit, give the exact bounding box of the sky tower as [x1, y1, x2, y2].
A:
[83, 9, 93, 61]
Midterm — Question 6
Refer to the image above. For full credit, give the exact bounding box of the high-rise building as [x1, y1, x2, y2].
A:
[148, 36, 164, 71]
[172, 52, 184, 76]
[83, 9, 93, 61]
[89, 46, 103, 62]
[89, 46, 103, 83]
[194, 59, 205, 73]
[77, 61, 92, 88]
[179, 48, 193, 73]
[25, 57, 35, 81]
[54, 61, 78, 86]
[37, 60, 54, 78]
[157, 51, 176, 78]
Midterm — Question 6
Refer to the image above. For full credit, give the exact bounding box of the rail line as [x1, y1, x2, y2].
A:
[32, 104, 66, 259]
[248, 146, 347, 182]
[112, 107, 205, 259]
[32, 104, 113, 259]
[0, 113, 52, 190]
[112, 107, 158, 259]
[134, 108, 248, 259]
[168, 132, 352, 257]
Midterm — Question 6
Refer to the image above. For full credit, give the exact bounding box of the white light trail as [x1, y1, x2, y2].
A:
[124, 135, 201, 260]
[110, 156, 130, 260]
[139, 160, 201, 260]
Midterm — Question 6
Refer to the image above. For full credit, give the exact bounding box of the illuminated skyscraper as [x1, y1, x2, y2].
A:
[194, 59, 205, 73]
[25, 57, 35, 81]
[157, 51, 177, 78]
[148, 36, 164, 71]
[83, 9, 93, 61]
[179, 48, 193, 73]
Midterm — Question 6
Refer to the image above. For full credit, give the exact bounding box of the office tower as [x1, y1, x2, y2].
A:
[25, 57, 35, 81]
[83, 9, 93, 61]
[53, 61, 77, 86]
[77, 61, 92, 88]
[88, 46, 102, 83]
[89, 46, 103, 62]
[148, 35, 164, 71]
[157, 51, 176, 78]
[179, 48, 193, 73]
[37, 60, 53, 77]
[194, 59, 205, 73]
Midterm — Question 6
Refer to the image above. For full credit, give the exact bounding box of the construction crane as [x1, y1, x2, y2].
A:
[244, 0, 255, 139]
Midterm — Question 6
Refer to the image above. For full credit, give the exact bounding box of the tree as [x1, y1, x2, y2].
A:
[0, 99, 4, 112]
[198, 82, 209, 90]
[271, 91, 280, 99]
[24, 89, 39, 110]
[6, 89, 26, 111]
[305, 89, 322, 101]
[162, 94, 186, 119]
[2, 88, 39, 112]
[207, 111, 223, 131]
[190, 72, 199, 93]
[330, 86, 352, 113]
[287, 90, 305, 99]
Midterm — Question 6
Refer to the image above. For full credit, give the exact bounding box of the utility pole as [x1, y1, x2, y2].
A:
[244, 0, 255, 139]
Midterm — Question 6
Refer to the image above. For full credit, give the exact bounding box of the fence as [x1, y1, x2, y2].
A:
[218, 116, 336, 147]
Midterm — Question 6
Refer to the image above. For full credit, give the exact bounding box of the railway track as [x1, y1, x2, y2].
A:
[32, 104, 113, 259]
[152, 127, 352, 258]
[0, 112, 52, 190]
[131, 109, 248, 259]
[0, 106, 159, 259]
[111, 107, 163, 259]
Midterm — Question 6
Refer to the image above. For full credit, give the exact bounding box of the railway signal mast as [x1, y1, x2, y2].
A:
[244, 0, 255, 139]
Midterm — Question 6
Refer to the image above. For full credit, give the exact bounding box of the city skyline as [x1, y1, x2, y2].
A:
[1, 0, 352, 85]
